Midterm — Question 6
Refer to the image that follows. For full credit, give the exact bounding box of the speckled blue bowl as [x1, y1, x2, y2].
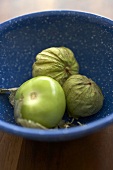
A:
[0, 10, 113, 141]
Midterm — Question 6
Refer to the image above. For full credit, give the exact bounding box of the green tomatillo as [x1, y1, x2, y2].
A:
[14, 76, 66, 129]
[63, 74, 104, 118]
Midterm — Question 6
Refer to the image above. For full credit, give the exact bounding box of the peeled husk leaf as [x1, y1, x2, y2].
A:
[17, 118, 47, 129]
[14, 98, 48, 129]
[32, 47, 79, 86]
[63, 74, 104, 118]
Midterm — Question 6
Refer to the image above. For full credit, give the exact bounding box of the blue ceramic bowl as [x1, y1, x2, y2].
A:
[0, 10, 113, 141]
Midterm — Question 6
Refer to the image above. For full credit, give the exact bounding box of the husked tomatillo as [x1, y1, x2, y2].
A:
[14, 76, 66, 129]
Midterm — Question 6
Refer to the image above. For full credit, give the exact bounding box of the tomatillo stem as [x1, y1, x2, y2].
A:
[0, 88, 18, 94]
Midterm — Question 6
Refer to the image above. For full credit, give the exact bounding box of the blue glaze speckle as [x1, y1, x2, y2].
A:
[0, 10, 113, 141]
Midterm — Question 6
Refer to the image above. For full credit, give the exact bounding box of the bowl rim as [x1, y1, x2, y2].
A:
[1, 9, 113, 28]
[0, 114, 113, 141]
[0, 10, 113, 141]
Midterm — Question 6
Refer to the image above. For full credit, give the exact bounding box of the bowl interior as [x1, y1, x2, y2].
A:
[0, 11, 113, 129]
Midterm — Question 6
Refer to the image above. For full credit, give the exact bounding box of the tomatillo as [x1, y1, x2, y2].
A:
[14, 76, 66, 129]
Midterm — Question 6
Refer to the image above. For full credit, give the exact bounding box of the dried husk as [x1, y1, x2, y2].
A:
[32, 47, 79, 86]
[17, 118, 47, 129]
[63, 74, 104, 118]
[0, 88, 18, 106]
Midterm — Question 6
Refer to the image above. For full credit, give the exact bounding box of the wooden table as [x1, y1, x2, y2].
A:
[0, 1, 113, 169]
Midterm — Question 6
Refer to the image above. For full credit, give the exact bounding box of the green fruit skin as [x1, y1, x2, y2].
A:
[63, 74, 104, 118]
[32, 47, 79, 86]
[14, 76, 66, 128]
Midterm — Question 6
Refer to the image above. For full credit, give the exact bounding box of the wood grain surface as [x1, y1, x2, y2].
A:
[0, 1, 113, 170]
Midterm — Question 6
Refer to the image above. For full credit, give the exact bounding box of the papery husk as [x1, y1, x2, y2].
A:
[32, 47, 79, 86]
[0, 88, 18, 106]
[63, 74, 104, 118]
[17, 118, 47, 129]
